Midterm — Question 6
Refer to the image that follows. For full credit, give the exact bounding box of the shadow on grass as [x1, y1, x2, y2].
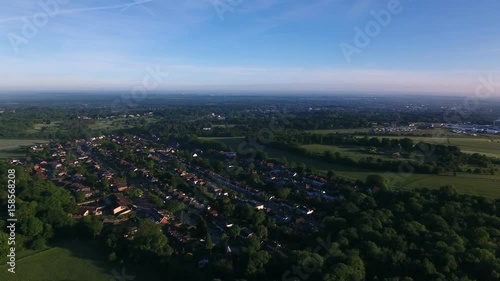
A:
[54, 239, 163, 281]
[0, 148, 26, 159]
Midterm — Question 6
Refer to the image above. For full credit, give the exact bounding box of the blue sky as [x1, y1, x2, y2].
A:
[1, 0, 499, 94]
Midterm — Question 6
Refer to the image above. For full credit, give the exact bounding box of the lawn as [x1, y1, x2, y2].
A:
[0, 240, 161, 281]
[0, 139, 48, 159]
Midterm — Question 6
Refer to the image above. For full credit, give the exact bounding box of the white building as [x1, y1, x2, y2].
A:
[494, 118, 500, 128]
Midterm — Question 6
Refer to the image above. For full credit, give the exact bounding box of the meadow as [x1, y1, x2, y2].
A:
[0, 241, 160, 281]
[306, 128, 372, 134]
[0, 139, 48, 159]
[292, 128, 500, 157]
[202, 137, 500, 198]
[301, 144, 396, 162]
[362, 134, 500, 158]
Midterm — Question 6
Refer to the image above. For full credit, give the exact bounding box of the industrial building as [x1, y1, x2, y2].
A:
[494, 118, 500, 128]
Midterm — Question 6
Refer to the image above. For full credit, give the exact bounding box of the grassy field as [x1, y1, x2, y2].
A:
[306, 128, 372, 134]
[88, 116, 158, 131]
[361, 135, 500, 158]
[307, 128, 464, 136]
[305, 128, 500, 157]
[0, 241, 160, 281]
[212, 124, 236, 128]
[0, 139, 48, 159]
[27, 121, 63, 134]
[203, 137, 500, 198]
[301, 144, 396, 162]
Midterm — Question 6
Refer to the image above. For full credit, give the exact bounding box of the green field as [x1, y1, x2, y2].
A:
[301, 144, 397, 162]
[305, 128, 500, 158]
[306, 128, 372, 134]
[88, 116, 158, 131]
[28, 121, 63, 134]
[0, 139, 48, 159]
[203, 137, 500, 198]
[0, 241, 160, 281]
[361, 135, 500, 158]
[212, 124, 236, 128]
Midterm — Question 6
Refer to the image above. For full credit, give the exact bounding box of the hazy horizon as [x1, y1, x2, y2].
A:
[1, 0, 499, 94]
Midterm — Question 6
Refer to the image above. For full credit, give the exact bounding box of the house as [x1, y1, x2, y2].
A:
[77, 208, 90, 217]
[72, 173, 86, 182]
[248, 200, 265, 210]
[110, 194, 130, 215]
[113, 182, 129, 192]
[92, 206, 104, 216]
[225, 152, 237, 158]
[198, 259, 209, 268]
[240, 227, 254, 239]
[101, 171, 113, 180]
[139, 209, 169, 224]
[297, 205, 314, 215]
[265, 241, 282, 251]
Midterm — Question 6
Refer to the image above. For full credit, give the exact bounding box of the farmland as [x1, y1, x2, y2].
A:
[0, 139, 48, 159]
[361, 134, 500, 158]
[203, 137, 500, 198]
[306, 128, 372, 134]
[301, 144, 397, 162]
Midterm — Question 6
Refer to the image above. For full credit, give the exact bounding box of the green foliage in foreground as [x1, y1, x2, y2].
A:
[289, 186, 500, 281]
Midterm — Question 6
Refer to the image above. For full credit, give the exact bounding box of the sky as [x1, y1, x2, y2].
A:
[0, 0, 499, 95]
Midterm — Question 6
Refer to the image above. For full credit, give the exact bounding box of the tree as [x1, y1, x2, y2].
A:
[20, 217, 44, 237]
[75, 191, 86, 203]
[252, 211, 266, 226]
[276, 187, 291, 199]
[256, 225, 268, 239]
[228, 225, 241, 239]
[327, 170, 336, 180]
[130, 220, 173, 263]
[365, 174, 389, 191]
[165, 200, 185, 213]
[81, 216, 103, 238]
[245, 236, 262, 254]
[0, 232, 9, 257]
[205, 233, 214, 251]
[400, 138, 414, 151]
[248, 251, 271, 275]
[30, 238, 46, 250]
[296, 163, 306, 174]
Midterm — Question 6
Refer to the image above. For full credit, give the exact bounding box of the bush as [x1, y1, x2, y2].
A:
[30, 238, 46, 250]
